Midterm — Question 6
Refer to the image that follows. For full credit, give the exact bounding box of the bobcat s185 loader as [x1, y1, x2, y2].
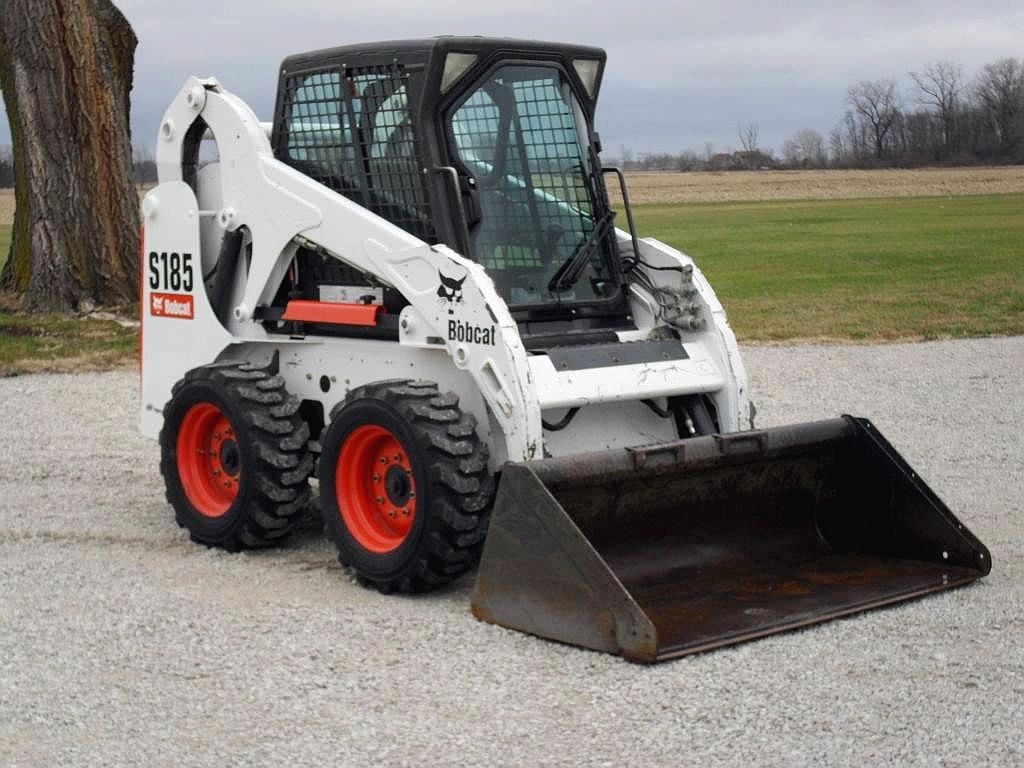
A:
[140, 37, 990, 662]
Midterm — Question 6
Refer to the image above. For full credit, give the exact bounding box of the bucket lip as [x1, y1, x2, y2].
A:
[646, 565, 987, 663]
[521, 416, 858, 487]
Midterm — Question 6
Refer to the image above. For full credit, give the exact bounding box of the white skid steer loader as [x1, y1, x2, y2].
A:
[141, 38, 990, 662]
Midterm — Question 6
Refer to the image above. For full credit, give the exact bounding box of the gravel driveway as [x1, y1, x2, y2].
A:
[1, 337, 1021, 767]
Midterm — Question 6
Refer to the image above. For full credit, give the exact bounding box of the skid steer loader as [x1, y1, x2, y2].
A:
[140, 37, 990, 662]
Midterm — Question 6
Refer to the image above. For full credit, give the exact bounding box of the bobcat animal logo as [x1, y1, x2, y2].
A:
[436, 271, 466, 314]
[152, 295, 164, 313]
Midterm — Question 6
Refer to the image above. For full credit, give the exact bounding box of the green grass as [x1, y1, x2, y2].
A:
[0, 193, 1021, 374]
[0, 221, 138, 375]
[632, 193, 1024, 341]
[0, 310, 137, 376]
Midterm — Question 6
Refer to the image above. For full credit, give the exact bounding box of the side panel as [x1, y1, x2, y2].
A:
[140, 182, 232, 438]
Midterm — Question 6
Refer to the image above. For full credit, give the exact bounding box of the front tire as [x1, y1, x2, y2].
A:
[160, 361, 314, 550]
[320, 380, 494, 593]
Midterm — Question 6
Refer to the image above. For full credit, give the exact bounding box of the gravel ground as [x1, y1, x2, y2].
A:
[1, 337, 1021, 767]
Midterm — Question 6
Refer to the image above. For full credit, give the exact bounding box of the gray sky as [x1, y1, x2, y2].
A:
[1, 0, 1021, 156]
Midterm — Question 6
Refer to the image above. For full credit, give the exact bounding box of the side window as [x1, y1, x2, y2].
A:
[449, 65, 606, 303]
[369, 88, 411, 158]
[510, 78, 590, 210]
[451, 89, 500, 172]
[282, 70, 358, 186]
[278, 64, 436, 244]
[352, 73, 434, 241]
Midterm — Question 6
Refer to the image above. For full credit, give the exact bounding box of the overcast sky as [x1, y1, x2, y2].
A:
[1, 0, 1021, 156]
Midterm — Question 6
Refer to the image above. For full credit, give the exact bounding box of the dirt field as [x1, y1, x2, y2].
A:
[1, 167, 1022, 225]
[0, 189, 13, 227]
[615, 166, 1024, 205]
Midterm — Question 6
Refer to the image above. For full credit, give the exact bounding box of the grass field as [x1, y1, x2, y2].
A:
[0, 300, 137, 375]
[0, 168, 1022, 373]
[631, 193, 1024, 341]
[0, 214, 137, 376]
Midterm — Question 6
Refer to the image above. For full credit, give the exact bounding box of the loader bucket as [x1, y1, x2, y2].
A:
[471, 416, 991, 663]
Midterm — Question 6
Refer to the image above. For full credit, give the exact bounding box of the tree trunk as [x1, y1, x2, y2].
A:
[0, 0, 139, 312]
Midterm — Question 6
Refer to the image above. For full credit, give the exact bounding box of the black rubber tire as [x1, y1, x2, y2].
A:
[159, 360, 314, 550]
[319, 380, 494, 593]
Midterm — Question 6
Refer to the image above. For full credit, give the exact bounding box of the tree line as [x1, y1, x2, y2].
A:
[0, 146, 12, 186]
[0, 144, 155, 188]
[617, 56, 1024, 171]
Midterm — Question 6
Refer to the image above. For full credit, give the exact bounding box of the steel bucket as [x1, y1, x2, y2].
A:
[471, 417, 991, 662]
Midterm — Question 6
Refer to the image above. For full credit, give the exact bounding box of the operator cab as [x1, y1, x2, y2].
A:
[271, 37, 630, 334]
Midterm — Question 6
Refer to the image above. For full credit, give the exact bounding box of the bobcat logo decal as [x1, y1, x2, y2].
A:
[436, 271, 466, 314]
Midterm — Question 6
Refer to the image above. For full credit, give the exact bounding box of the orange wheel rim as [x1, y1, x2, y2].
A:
[337, 425, 417, 553]
[176, 403, 241, 518]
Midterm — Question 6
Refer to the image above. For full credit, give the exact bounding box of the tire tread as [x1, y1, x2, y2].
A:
[322, 379, 494, 593]
[159, 360, 313, 550]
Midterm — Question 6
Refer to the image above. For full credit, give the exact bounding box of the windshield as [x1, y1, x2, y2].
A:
[449, 65, 617, 307]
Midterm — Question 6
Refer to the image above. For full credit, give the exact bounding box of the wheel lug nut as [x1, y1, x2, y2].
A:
[380, 457, 388, 464]
[388, 510, 397, 518]
[401, 508, 410, 517]
[376, 496, 385, 505]
[393, 454, 401, 462]
[372, 474, 381, 482]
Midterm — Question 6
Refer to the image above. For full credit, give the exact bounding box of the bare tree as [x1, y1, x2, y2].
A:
[911, 61, 964, 155]
[0, 0, 139, 311]
[782, 129, 827, 168]
[972, 57, 1024, 155]
[837, 110, 866, 164]
[828, 123, 850, 167]
[901, 108, 940, 160]
[738, 122, 759, 152]
[675, 150, 700, 171]
[846, 79, 901, 160]
[0, 145, 13, 187]
[735, 122, 759, 168]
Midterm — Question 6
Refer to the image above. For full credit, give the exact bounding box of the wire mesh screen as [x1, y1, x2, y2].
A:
[451, 65, 609, 304]
[279, 71, 356, 192]
[279, 64, 436, 243]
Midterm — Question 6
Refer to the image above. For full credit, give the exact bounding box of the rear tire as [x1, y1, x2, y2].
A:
[320, 380, 494, 593]
[160, 361, 314, 550]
